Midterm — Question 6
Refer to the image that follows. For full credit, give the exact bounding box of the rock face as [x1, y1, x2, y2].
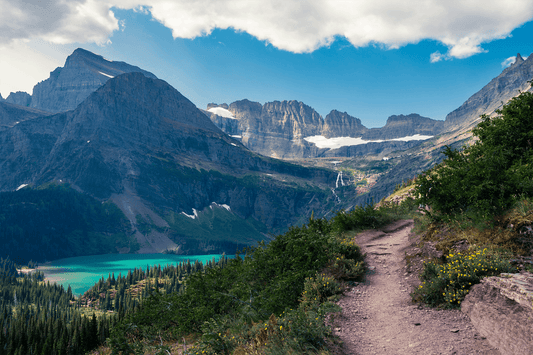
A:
[0, 72, 339, 252]
[0, 101, 51, 131]
[207, 102, 441, 159]
[362, 114, 444, 140]
[461, 273, 533, 354]
[30, 48, 157, 113]
[6, 91, 32, 107]
[322, 110, 368, 138]
[445, 53, 533, 131]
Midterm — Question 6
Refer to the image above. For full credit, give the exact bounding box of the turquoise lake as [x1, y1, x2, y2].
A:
[38, 253, 229, 295]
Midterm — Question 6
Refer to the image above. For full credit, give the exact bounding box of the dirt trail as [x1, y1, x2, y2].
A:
[333, 219, 500, 355]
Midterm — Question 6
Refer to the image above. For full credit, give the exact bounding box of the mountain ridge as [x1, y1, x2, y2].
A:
[0, 71, 341, 256]
[206, 100, 443, 158]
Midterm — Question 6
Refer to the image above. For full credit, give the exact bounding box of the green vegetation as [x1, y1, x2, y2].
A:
[0, 255, 229, 355]
[412, 248, 518, 308]
[416, 84, 533, 220]
[0, 184, 137, 263]
[105, 203, 414, 354]
[165, 205, 268, 245]
[0, 257, 115, 355]
[411, 84, 533, 308]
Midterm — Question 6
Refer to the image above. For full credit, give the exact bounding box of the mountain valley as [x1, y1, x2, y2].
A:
[1, 48, 532, 262]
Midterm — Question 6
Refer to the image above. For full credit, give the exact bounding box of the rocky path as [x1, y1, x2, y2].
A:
[332, 219, 500, 355]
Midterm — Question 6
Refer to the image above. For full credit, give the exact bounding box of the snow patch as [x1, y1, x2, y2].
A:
[181, 209, 198, 219]
[98, 71, 114, 78]
[304, 134, 433, 150]
[231, 135, 242, 139]
[208, 107, 236, 119]
[231, 143, 237, 146]
[211, 202, 231, 212]
[16, 184, 28, 191]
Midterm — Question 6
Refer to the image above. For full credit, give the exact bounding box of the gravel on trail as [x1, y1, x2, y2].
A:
[331, 219, 500, 355]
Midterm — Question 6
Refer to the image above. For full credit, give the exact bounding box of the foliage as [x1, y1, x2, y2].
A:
[0, 184, 135, 263]
[416, 85, 533, 220]
[0, 257, 114, 355]
[412, 248, 518, 308]
[106, 202, 413, 354]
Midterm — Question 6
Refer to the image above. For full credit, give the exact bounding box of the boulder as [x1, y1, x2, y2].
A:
[461, 272, 533, 354]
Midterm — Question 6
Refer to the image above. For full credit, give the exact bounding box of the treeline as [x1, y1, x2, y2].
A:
[81, 256, 229, 312]
[106, 203, 417, 354]
[0, 183, 137, 264]
[0, 255, 231, 355]
[0, 257, 115, 355]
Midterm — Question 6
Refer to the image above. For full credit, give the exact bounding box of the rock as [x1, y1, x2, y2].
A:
[5, 91, 32, 107]
[445, 53, 533, 132]
[461, 273, 533, 354]
[362, 114, 444, 140]
[30, 48, 157, 113]
[0, 72, 339, 251]
[0, 101, 51, 131]
[207, 100, 440, 159]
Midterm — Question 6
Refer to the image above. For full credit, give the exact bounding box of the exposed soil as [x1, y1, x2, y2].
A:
[331, 219, 501, 355]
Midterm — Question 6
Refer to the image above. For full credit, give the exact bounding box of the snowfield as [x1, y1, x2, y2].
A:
[304, 134, 433, 150]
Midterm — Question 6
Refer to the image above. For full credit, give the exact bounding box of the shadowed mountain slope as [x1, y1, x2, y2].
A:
[30, 48, 157, 113]
[0, 73, 339, 255]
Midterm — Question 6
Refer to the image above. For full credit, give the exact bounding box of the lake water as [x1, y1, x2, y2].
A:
[38, 253, 229, 295]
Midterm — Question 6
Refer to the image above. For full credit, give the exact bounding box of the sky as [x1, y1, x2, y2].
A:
[1, 1, 532, 128]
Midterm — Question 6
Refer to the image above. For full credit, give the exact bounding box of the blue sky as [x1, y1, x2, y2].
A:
[1, 1, 532, 128]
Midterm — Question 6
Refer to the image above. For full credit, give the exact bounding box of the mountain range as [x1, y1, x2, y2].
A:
[205, 101, 443, 159]
[1, 48, 532, 261]
[0, 55, 343, 260]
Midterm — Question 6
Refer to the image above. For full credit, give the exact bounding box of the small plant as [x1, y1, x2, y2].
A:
[300, 273, 343, 309]
[412, 247, 518, 308]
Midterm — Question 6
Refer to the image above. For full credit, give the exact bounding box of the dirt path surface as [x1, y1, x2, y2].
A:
[332, 219, 500, 355]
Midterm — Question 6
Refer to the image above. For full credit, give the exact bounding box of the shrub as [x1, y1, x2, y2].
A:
[412, 247, 518, 308]
[416, 84, 533, 220]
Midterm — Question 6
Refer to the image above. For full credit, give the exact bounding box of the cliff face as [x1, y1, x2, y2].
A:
[0, 73, 338, 251]
[207, 101, 441, 159]
[444, 53, 533, 131]
[30, 48, 157, 113]
[322, 110, 368, 138]
[5, 92, 32, 107]
[0, 101, 51, 131]
[362, 114, 444, 140]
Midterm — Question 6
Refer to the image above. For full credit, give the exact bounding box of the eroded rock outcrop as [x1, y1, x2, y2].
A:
[445, 53, 533, 132]
[461, 272, 533, 354]
[30, 48, 157, 113]
[6, 91, 32, 107]
[206, 102, 440, 159]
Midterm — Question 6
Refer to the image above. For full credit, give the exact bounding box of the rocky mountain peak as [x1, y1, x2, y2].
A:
[444, 52, 533, 131]
[6, 91, 32, 107]
[62, 72, 221, 145]
[322, 110, 367, 138]
[207, 103, 229, 110]
[30, 48, 157, 113]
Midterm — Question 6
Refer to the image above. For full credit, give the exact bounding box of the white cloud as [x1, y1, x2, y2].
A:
[0, 41, 66, 98]
[502, 56, 518, 68]
[111, 0, 533, 60]
[0, 0, 118, 45]
[501, 54, 530, 68]
[1, 0, 533, 61]
[430, 51, 445, 63]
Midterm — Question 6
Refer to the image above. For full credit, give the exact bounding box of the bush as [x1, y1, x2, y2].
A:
[412, 247, 518, 308]
[109, 202, 413, 353]
[416, 84, 533, 220]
